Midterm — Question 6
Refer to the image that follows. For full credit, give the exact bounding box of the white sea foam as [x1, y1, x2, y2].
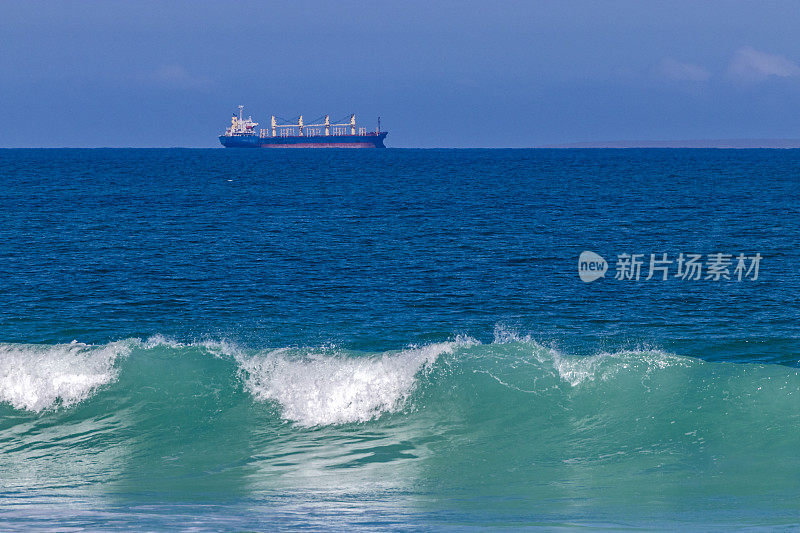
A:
[0, 340, 134, 412]
[238, 340, 469, 427]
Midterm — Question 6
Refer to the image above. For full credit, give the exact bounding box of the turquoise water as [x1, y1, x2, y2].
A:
[0, 149, 798, 529]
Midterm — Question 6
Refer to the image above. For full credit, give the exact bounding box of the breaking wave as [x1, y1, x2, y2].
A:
[0, 330, 796, 437]
[1, 328, 798, 522]
[238, 340, 471, 426]
[0, 339, 134, 412]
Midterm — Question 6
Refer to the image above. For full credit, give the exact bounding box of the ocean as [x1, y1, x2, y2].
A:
[0, 148, 797, 530]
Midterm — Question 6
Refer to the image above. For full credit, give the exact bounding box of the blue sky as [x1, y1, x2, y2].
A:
[3, 1, 800, 147]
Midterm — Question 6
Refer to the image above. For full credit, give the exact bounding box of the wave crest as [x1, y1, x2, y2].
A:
[237, 341, 469, 427]
[0, 340, 134, 412]
[0, 331, 714, 422]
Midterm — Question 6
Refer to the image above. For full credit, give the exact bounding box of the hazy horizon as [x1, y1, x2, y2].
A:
[3, 1, 800, 148]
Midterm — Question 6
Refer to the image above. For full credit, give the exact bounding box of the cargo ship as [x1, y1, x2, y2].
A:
[219, 106, 388, 148]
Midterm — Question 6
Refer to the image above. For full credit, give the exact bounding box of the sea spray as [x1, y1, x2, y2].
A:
[237, 340, 472, 426]
[0, 340, 135, 412]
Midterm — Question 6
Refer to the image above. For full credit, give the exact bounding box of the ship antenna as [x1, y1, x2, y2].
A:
[238, 105, 244, 122]
[377, 116, 381, 134]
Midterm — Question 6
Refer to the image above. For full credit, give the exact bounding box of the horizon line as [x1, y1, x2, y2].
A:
[4, 138, 800, 150]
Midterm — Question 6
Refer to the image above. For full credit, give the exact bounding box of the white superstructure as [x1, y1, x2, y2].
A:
[223, 105, 259, 137]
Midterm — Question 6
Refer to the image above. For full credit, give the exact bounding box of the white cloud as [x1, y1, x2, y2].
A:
[657, 58, 711, 82]
[728, 46, 800, 80]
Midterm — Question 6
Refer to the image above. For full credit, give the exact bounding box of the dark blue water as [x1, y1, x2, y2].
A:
[0, 149, 798, 530]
